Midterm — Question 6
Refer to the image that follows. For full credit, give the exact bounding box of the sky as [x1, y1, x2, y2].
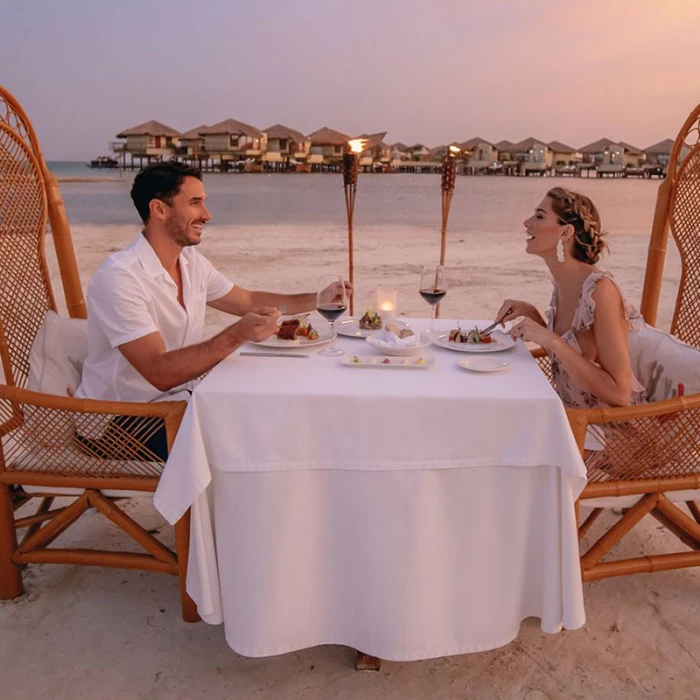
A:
[3, 0, 700, 160]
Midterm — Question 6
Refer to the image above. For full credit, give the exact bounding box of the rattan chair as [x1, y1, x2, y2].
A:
[0, 85, 198, 621]
[533, 103, 700, 582]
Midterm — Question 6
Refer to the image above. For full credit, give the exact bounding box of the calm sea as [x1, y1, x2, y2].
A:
[47, 160, 660, 236]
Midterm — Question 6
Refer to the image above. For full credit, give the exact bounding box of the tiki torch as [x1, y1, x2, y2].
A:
[436, 144, 460, 317]
[440, 144, 461, 267]
[342, 138, 366, 315]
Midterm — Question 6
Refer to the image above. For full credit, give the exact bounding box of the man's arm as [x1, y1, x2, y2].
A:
[207, 286, 314, 316]
[208, 282, 353, 316]
[118, 309, 280, 392]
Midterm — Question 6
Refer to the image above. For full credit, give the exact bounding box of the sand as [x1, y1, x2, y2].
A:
[1, 221, 697, 700]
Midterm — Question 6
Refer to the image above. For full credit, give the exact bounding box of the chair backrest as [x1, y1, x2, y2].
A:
[641, 103, 700, 348]
[0, 85, 86, 389]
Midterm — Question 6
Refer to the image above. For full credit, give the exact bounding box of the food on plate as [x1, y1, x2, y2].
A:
[351, 355, 361, 364]
[382, 358, 392, 364]
[385, 322, 415, 339]
[415, 357, 426, 365]
[359, 309, 382, 330]
[276, 317, 319, 341]
[449, 326, 494, 344]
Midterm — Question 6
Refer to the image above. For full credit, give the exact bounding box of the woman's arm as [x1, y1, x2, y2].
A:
[496, 299, 547, 327]
[513, 279, 635, 406]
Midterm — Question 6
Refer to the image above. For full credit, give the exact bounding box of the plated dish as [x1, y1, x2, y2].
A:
[251, 316, 331, 348]
[427, 330, 516, 353]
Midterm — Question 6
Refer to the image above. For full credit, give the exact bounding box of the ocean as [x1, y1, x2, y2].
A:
[45, 162, 679, 330]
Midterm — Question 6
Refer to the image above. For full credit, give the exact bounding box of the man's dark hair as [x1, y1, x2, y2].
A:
[130, 160, 202, 224]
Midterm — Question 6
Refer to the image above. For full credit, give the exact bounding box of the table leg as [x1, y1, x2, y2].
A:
[355, 651, 381, 671]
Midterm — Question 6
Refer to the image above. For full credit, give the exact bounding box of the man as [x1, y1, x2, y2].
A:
[76, 160, 347, 457]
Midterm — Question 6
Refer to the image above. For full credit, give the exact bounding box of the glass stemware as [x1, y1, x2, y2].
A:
[419, 265, 447, 331]
[316, 275, 348, 356]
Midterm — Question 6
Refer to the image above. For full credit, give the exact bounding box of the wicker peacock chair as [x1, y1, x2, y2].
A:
[534, 103, 700, 582]
[0, 85, 198, 621]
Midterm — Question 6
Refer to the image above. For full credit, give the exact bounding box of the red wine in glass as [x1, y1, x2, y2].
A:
[419, 289, 447, 305]
[317, 303, 347, 322]
[419, 265, 447, 331]
[317, 276, 348, 356]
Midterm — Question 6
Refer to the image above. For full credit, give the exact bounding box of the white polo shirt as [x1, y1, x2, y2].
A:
[76, 232, 234, 404]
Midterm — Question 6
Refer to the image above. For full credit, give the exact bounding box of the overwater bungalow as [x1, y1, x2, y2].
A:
[179, 125, 208, 162]
[111, 120, 181, 168]
[406, 144, 433, 162]
[198, 119, 267, 171]
[511, 137, 553, 175]
[494, 140, 519, 175]
[618, 142, 645, 169]
[459, 137, 498, 174]
[548, 140, 579, 166]
[263, 124, 311, 170]
[307, 126, 350, 170]
[356, 132, 391, 170]
[578, 138, 630, 176]
[389, 142, 410, 166]
[643, 138, 674, 167]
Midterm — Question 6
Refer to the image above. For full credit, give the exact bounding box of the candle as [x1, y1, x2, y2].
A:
[376, 288, 397, 324]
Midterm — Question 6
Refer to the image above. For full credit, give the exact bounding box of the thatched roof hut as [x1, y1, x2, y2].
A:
[308, 126, 350, 146]
[264, 124, 308, 142]
[116, 120, 180, 138]
[199, 118, 263, 138]
[644, 138, 674, 155]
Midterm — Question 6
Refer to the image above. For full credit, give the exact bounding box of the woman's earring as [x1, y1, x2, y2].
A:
[557, 239, 565, 263]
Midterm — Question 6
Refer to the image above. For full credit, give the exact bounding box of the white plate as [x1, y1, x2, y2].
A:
[342, 355, 435, 369]
[251, 330, 331, 348]
[427, 330, 516, 353]
[458, 358, 510, 373]
[336, 317, 409, 339]
[365, 333, 431, 356]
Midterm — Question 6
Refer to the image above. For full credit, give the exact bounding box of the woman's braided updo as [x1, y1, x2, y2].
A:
[546, 187, 608, 264]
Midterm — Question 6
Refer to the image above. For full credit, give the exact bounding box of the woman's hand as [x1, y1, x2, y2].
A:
[495, 299, 545, 327]
[509, 317, 559, 350]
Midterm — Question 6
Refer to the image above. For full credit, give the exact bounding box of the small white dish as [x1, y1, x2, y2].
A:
[342, 355, 435, 369]
[365, 333, 431, 356]
[458, 358, 510, 373]
[427, 330, 516, 353]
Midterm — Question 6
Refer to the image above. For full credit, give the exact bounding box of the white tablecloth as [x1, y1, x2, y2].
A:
[154, 318, 587, 660]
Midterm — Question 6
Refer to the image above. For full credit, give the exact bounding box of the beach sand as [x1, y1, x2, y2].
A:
[1, 221, 696, 700]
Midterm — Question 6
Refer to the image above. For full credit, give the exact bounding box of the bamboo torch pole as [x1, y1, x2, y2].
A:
[437, 145, 459, 317]
[342, 139, 365, 316]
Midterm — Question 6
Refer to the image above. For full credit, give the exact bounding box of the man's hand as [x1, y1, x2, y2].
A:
[323, 280, 354, 304]
[228, 307, 280, 344]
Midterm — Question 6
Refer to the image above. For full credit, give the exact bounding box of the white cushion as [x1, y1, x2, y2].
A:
[629, 324, 700, 401]
[27, 311, 88, 397]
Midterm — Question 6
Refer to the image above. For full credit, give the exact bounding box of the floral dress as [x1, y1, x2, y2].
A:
[546, 269, 647, 410]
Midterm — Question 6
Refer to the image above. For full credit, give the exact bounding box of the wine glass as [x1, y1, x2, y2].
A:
[419, 265, 447, 331]
[316, 275, 348, 356]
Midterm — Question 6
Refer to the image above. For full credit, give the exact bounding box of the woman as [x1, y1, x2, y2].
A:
[496, 187, 646, 410]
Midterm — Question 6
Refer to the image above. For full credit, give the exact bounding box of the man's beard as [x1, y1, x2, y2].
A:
[165, 216, 200, 246]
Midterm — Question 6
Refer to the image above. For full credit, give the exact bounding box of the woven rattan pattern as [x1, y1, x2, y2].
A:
[1, 401, 164, 477]
[0, 126, 53, 389]
[669, 144, 700, 347]
[585, 406, 700, 483]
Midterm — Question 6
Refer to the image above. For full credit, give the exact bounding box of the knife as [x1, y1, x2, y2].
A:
[240, 352, 310, 359]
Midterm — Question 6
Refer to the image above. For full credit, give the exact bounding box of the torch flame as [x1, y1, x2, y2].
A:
[449, 145, 461, 155]
[348, 139, 367, 154]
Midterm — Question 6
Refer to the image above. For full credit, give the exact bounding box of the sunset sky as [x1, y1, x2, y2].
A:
[3, 0, 700, 160]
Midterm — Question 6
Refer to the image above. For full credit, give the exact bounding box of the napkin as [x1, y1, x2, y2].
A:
[369, 330, 422, 348]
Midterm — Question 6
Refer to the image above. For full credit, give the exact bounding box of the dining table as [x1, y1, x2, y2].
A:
[153, 316, 587, 661]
